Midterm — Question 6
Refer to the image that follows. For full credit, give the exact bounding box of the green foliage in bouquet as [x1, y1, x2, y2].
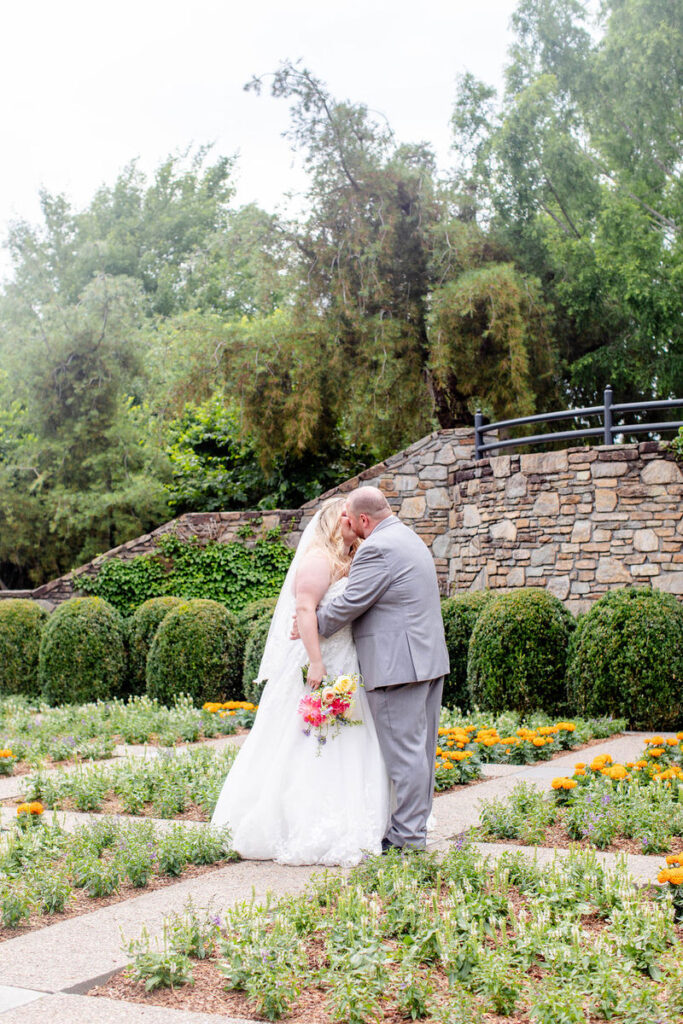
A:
[127, 597, 185, 694]
[467, 589, 575, 715]
[146, 599, 241, 706]
[441, 591, 493, 709]
[39, 597, 127, 705]
[566, 586, 683, 730]
[0, 599, 48, 698]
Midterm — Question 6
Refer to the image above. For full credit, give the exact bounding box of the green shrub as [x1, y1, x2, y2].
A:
[242, 613, 274, 704]
[0, 600, 48, 698]
[566, 586, 683, 730]
[234, 596, 278, 688]
[441, 591, 493, 709]
[127, 597, 185, 694]
[467, 589, 575, 715]
[39, 597, 127, 705]
[79, 532, 294, 614]
[146, 599, 241, 706]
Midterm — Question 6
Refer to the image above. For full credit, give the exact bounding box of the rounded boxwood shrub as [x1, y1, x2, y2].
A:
[127, 597, 185, 694]
[146, 599, 241, 706]
[39, 597, 127, 705]
[234, 596, 278, 682]
[566, 586, 683, 730]
[242, 613, 274, 705]
[467, 588, 575, 715]
[441, 591, 493, 709]
[0, 600, 48, 698]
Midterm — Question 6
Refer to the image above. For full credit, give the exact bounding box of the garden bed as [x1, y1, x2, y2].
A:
[90, 845, 683, 1023]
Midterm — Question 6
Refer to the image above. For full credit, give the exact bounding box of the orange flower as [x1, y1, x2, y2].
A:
[551, 777, 577, 790]
[16, 803, 30, 815]
[647, 748, 665, 758]
[29, 801, 44, 815]
[532, 738, 546, 747]
[666, 854, 683, 866]
[607, 765, 629, 781]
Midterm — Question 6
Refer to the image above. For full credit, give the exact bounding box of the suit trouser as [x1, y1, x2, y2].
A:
[365, 676, 444, 849]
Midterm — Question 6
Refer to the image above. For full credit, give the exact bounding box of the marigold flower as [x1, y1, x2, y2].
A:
[532, 738, 546, 747]
[667, 737, 678, 745]
[16, 803, 30, 815]
[607, 765, 629, 781]
[574, 762, 585, 770]
[556, 722, 575, 732]
[0, 749, 13, 758]
[573, 768, 586, 777]
[658, 867, 683, 886]
[551, 777, 577, 790]
[647, 748, 665, 758]
[665, 854, 683, 866]
[648, 736, 665, 746]
[29, 801, 44, 815]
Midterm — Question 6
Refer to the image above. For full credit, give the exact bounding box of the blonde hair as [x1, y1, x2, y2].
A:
[309, 496, 358, 580]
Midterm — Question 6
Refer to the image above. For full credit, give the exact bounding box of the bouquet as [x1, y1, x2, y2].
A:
[298, 670, 362, 751]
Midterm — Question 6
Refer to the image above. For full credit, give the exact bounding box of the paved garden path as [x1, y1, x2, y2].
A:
[0, 731, 669, 1023]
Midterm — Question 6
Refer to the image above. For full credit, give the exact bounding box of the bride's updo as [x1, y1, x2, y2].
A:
[309, 496, 358, 580]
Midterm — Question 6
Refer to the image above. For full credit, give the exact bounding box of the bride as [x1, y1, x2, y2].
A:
[210, 497, 391, 866]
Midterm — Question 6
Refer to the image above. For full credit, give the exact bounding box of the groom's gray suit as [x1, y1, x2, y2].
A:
[317, 514, 449, 849]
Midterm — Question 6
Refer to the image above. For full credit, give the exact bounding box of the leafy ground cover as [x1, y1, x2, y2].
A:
[0, 695, 256, 773]
[94, 845, 683, 1023]
[0, 811, 236, 941]
[477, 736, 683, 855]
[10, 745, 239, 821]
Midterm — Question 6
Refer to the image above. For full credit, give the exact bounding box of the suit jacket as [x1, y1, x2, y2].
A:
[316, 516, 450, 690]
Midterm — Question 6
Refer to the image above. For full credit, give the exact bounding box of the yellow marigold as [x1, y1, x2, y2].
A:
[573, 768, 586, 777]
[574, 762, 585, 770]
[658, 868, 683, 886]
[438, 728, 448, 736]
[28, 801, 44, 815]
[607, 765, 629, 781]
[647, 748, 665, 758]
[446, 740, 455, 748]
[499, 737, 519, 745]
[16, 803, 30, 815]
[667, 737, 678, 745]
[436, 747, 443, 757]
[556, 722, 575, 732]
[635, 760, 648, 769]
[0, 749, 13, 758]
[648, 736, 665, 746]
[538, 726, 559, 736]
[532, 738, 546, 747]
[677, 732, 683, 741]
[441, 761, 453, 770]
[666, 854, 683, 866]
[551, 777, 577, 790]
[626, 762, 635, 768]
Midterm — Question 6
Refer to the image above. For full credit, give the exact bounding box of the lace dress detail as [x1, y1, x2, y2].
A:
[211, 577, 391, 866]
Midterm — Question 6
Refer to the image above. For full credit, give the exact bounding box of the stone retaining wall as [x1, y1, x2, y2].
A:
[2, 429, 681, 611]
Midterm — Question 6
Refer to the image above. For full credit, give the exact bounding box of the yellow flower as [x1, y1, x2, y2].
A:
[556, 722, 576, 732]
[29, 801, 44, 815]
[573, 768, 586, 777]
[658, 867, 683, 885]
[607, 765, 629, 781]
[666, 854, 683, 866]
[0, 749, 13, 758]
[532, 738, 546, 747]
[648, 736, 665, 746]
[16, 803, 30, 815]
[574, 762, 586, 770]
[552, 777, 577, 790]
[647, 748, 665, 758]
[667, 737, 678, 745]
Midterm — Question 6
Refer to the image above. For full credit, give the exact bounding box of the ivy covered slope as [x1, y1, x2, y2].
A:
[79, 532, 294, 614]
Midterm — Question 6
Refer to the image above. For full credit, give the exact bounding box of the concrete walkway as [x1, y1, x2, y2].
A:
[0, 730, 670, 1023]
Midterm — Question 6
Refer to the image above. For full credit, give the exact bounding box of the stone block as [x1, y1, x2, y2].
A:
[595, 490, 617, 512]
[419, 464, 448, 481]
[593, 528, 612, 542]
[463, 505, 481, 528]
[433, 444, 455, 465]
[630, 564, 660, 576]
[520, 451, 568, 475]
[469, 567, 487, 591]
[576, 470, 590, 481]
[592, 461, 629, 478]
[507, 567, 526, 586]
[653, 571, 683, 594]
[530, 543, 558, 566]
[596, 557, 631, 583]
[506, 472, 527, 498]
[533, 491, 560, 515]
[633, 528, 659, 552]
[641, 460, 682, 484]
[425, 487, 451, 510]
[547, 576, 570, 601]
[432, 534, 451, 558]
[400, 496, 426, 518]
[490, 518, 517, 542]
[490, 455, 511, 478]
[395, 475, 419, 491]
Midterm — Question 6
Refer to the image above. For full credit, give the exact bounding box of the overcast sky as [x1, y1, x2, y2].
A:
[1, 0, 518, 280]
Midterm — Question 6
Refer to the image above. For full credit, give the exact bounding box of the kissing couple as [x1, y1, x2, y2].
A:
[211, 486, 450, 866]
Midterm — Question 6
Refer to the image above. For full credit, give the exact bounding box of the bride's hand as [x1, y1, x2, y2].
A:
[307, 660, 326, 689]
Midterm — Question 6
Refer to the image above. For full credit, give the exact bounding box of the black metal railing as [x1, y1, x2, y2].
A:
[474, 387, 683, 460]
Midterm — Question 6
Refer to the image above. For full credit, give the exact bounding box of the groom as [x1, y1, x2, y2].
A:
[316, 486, 449, 852]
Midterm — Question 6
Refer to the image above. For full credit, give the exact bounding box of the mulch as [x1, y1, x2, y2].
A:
[481, 821, 683, 857]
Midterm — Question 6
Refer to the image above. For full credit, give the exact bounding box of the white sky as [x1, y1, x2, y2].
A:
[1, 0, 518, 280]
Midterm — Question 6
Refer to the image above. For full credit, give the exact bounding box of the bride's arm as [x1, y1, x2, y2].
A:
[295, 552, 331, 689]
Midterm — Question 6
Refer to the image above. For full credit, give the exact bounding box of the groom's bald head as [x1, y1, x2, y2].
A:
[344, 487, 392, 538]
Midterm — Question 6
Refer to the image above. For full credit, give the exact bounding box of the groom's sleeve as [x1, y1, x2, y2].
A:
[317, 544, 391, 637]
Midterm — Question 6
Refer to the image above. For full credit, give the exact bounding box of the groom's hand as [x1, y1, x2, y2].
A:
[290, 615, 301, 640]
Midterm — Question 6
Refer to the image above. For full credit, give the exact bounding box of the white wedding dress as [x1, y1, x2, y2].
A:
[211, 576, 391, 866]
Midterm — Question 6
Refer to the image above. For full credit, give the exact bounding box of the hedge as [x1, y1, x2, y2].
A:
[468, 588, 575, 715]
[127, 597, 185, 694]
[242, 613, 274, 705]
[441, 591, 494, 709]
[146, 599, 242, 706]
[0, 600, 48, 698]
[39, 597, 127, 705]
[566, 586, 683, 729]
